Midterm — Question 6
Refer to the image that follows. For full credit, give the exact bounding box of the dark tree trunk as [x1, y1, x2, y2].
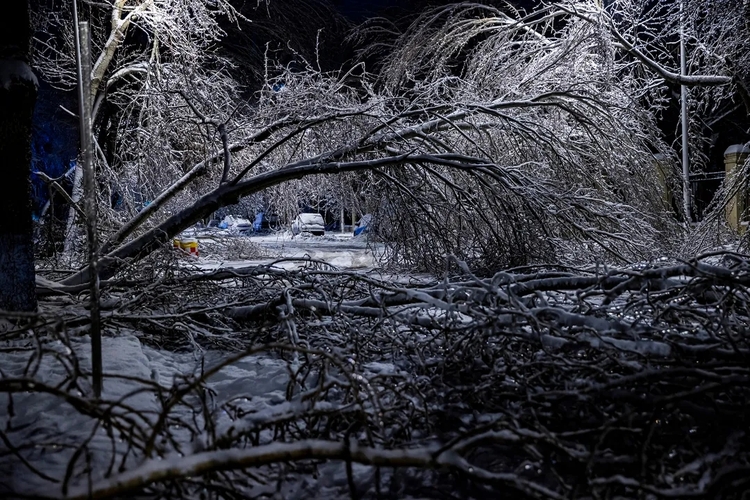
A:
[0, 1, 37, 311]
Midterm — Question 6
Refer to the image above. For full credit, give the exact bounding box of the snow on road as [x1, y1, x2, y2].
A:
[192, 230, 383, 271]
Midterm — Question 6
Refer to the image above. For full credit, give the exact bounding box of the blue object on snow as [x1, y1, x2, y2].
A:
[253, 212, 266, 232]
[218, 221, 229, 229]
[354, 214, 373, 236]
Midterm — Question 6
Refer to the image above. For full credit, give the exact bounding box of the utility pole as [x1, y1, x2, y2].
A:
[680, 0, 691, 222]
[74, 0, 103, 397]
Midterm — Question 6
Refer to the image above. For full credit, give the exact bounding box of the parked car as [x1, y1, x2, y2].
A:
[218, 215, 253, 234]
[291, 213, 325, 236]
[235, 220, 253, 234]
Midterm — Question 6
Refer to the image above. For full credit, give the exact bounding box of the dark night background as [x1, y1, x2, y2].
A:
[332, 0, 537, 20]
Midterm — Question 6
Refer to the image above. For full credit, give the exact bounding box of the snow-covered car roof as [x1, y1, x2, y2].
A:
[296, 213, 324, 223]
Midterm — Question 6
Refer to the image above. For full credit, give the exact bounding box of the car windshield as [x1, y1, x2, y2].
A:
[298, 214, 324, 225]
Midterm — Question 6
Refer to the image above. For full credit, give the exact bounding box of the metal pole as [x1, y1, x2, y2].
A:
[75, 18, 103, 397]
[72, 0, 83, 98]
[680, 0, 691, 222]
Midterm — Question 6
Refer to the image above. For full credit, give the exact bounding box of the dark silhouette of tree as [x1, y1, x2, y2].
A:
[0, 0, 37, 311]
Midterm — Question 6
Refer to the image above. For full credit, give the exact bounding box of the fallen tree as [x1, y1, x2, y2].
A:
[3, 251, 750, 498]
[21, 1, 695, 288]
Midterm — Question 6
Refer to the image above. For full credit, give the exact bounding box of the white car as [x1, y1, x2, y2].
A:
[291, 213, 325, 236]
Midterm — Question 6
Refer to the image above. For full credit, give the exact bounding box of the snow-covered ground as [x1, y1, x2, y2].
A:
[187, 230, 384, 271]
[0, 324, 410, 499]
[0, 330, 337, 497]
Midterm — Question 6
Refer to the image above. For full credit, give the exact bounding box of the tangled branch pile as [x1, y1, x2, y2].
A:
[2, 251, 749, 499]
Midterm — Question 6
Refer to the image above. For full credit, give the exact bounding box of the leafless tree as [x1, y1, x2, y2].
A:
[27, 0, 750, 282]
[555, 0, 749, 246]
[31, 0, 244, 258]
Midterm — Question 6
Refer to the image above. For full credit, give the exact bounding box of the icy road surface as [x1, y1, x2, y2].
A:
[193, 231, 385, 271]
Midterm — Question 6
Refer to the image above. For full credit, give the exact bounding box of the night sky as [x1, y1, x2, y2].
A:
[331, 0, 538, 21]
[330, 0, 399, 20]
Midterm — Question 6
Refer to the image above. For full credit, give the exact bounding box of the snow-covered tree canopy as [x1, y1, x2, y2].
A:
[29, 0, 699, 283]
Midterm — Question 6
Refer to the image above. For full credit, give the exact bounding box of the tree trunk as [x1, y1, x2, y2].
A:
[0, 1, 37, 311]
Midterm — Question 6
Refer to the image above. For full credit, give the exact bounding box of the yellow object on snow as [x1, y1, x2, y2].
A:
[179, 238, 199, 257]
